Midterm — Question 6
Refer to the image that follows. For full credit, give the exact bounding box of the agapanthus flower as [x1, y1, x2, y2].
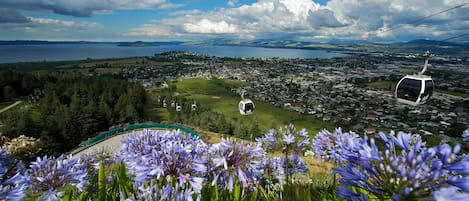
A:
[207, 138, 265, 191]
[432, 186, 469, 201]
[333, 131, 469, 201]
[264, 156, 308, 182]
[462, 127, 469, 142]
[78, 149, 115, 177]
[119, 129, 206, 196]
[129, 180, 198, 201]
[0, 147, 28, 201]
[257, 124, 310, 154]
[28, 154, 88, 195]
[311, 128, 361, 162]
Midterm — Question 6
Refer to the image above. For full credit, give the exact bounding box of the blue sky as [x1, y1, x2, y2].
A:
[0, 0, 467, 42]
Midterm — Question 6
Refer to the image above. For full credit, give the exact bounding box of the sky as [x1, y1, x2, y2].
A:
[0, 0, 468, 42]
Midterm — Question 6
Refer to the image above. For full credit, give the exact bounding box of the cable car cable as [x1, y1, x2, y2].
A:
[440, 32, 469, 42]
[379, 2, 469, 34]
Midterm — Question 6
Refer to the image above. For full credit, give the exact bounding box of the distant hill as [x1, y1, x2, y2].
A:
[0, 40, 183, 46]
[193, 38, 469, 56]
[388, 39, 469, 55]
[406, 39, 467, 47]
[118, 41, 183, 47]
[0, 40, 113, 45]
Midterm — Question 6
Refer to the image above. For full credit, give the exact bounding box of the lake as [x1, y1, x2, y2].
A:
[0, 43, 345, 63]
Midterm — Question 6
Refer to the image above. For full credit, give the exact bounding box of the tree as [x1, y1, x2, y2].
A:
[3, 85, 18, 101]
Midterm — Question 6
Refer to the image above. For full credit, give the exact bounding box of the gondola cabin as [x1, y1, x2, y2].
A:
[395, 75, 434, 106]
[395, 51, 434, 106]
[239, 99, 254, 115]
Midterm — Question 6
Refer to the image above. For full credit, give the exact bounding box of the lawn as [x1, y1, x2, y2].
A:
[172, 78, 334, 135]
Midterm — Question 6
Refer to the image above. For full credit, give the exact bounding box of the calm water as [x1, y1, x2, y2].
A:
[0, 44, 345, 63]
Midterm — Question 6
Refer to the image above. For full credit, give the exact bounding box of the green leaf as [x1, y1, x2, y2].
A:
[98, 162, 107, 201]
[233, 180, 241, 201]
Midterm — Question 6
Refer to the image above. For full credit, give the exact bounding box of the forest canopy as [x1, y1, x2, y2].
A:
[0, 71, 146, 156]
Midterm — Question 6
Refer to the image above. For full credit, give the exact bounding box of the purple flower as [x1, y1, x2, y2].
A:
[432, 186, 469, 201]
[446, 157, 469, 174]
[448, 176, 469, 192]
[119, 129, 207, 195]
[462, 127, 469, 142]
[282, 134, 295, 145]
[391, 132, 413, 151]
[264, 156, 308, 182]
[333, 130, 468, 200]
[28, 154, 88, 193]
[311, 128, 361, 162]
[0, 147, 28, 201]
[257, 124, 310, 154]
[207, 138, 265, 191]
[337, 186, 369, 201]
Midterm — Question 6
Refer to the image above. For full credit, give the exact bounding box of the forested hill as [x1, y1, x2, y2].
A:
[0, 71, 146, 156]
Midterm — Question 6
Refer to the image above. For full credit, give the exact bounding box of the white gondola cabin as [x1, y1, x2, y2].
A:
[395, 75, 434, 106]
[395, 51, 434, 106]
[191, 101, 197, 111]
[176, 103, 181, 112]
[239, 90, 254, 115]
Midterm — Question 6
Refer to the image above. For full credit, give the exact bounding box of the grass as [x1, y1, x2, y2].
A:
[366, 81, 395, 90]
[143, 101, 170, 123]
[172, 78, 334, 135]
[143, 78, 336, 174]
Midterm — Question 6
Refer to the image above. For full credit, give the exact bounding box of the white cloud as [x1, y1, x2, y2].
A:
[228, 0, 238, 7]
[124, 0, 469, 42]
[4, 0, 467, 42]
[28, 17, 99, 28]
[124, 24, 173, 36]
[184, 19, 238, 34]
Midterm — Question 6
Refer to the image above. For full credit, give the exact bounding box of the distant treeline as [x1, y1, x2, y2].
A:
[0, 71, 146, 156]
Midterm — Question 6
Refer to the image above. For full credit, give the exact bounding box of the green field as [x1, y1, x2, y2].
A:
[148, 78, 334, 135]
[366, 81, 396, 91]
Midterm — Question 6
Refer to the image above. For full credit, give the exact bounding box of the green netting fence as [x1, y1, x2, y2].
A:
[69, 122, 200, 154]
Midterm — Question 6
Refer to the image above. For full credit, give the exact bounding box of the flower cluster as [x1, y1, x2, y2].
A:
[256, 124, 310, 154]
[256, 124, 310, 189]
[311, 128, 361, 163]
[28, 154, 88, 200]
[264, 155, 308, 181]
[463, 127, 469, 142]
[207, 138, 265, 191]
[0, 147, 28, 201]
[131, 180, 197, 201]
[119, 129, 207, 198]
[329, 131, 469, 200]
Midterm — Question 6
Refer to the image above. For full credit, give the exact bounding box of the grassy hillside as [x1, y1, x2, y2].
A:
[169, 78, 334, 135]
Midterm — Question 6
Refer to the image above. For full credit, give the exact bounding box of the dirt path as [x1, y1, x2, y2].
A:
[0, 101, 22, 113]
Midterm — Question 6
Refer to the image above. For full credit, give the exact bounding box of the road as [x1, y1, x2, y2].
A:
[0, 101, 22, 113]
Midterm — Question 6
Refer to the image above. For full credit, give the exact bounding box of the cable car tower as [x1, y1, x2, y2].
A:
[395, 51, 434, 106]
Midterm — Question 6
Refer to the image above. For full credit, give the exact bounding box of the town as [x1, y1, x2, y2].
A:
[118, 51, 469, 140]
